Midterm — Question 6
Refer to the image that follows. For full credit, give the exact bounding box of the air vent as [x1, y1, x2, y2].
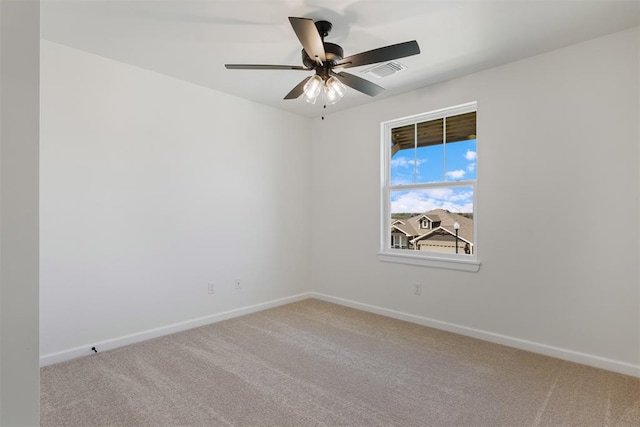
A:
[363, 61, 407, 78]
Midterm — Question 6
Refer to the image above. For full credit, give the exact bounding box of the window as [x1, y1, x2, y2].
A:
[379, 102, 480, 271]
[391, 234, 408, 249]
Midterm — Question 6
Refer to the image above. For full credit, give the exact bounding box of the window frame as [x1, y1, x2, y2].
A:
[379, 102, 480, 272]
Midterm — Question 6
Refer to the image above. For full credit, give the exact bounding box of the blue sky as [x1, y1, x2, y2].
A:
[390, 139, 476, 214]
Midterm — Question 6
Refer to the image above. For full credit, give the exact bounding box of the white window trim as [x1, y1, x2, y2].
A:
[379, 101, 480, 272]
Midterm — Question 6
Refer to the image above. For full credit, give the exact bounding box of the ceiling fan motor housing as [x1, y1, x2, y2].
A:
[302, 42, 344, 69]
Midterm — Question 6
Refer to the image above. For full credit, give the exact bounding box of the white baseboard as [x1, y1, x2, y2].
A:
[311, 292, 640, 378]
[42, 291, 640, 378]
[40, 292, 314, 367]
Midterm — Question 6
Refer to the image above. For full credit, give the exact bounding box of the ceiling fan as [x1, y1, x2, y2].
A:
[225, 17, 420, 105]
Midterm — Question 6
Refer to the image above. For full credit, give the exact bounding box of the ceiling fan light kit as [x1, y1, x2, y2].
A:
[225, 16, 421, 111]
[302, 75, 323, 104]
[324, 76, 346, 105]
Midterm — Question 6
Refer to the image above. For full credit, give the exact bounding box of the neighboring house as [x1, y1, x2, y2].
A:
[391, 209, 474, 254]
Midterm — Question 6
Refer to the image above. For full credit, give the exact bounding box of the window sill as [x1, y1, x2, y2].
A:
[377, 251, 481, 272]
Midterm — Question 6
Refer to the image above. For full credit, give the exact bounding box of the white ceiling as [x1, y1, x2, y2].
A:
[41, 0, 639, 118]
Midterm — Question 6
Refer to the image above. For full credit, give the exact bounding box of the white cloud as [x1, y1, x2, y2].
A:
[422, 188, 454, 199]
[391, 175, 413, 185]
[391, 192, 440, 213]
[465, 150, 477, 161]
[391, 189, 473, 214]
[441, 201, 474, 213]
[391, 157, 410, 168]
[445, 169, 466, 180]
[449, 190, 474, 202]
[391, 157, 426, 169]
[467, 162, 476, 173]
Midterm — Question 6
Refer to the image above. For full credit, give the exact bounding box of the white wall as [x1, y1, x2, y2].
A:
[41, 27, 639, 377]
[40, 41, 311, 360]
[310, 27, 640, 375]
[1, 0, 40, 425]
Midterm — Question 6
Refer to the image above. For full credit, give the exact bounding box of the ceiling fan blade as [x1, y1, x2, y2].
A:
[288, 17, 326, 63]
[334, 72, 385, 97]
[336, 40, 420, 69]
[284, 76, 312, 100]
[225, 64, 310, 71]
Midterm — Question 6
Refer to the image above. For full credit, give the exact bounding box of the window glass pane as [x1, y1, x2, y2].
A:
[445, 112, 477, 182]
[445, 138, 477, 181]
[390, 148, 416, 186]
[415, 143, 443, 183]
[415, 118, 444, 183]
[446, 112, 476, 143]
[390, 123, 415, 186]
[390, 187, 474, 255]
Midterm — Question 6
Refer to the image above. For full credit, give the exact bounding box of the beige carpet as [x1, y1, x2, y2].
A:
[41, 299, 640, 426]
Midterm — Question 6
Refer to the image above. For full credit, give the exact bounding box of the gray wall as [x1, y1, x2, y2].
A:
[0, 0, 40, 425]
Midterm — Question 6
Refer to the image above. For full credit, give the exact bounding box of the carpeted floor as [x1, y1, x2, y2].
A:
[41, 299, 640, 426]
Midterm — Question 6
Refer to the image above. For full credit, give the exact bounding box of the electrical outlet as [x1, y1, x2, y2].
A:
[208, 282, 215, 294]
[413, 283, 422, 295]
[234, 278, 241, 290]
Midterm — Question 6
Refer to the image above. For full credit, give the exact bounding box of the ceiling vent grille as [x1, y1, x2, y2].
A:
[363, 61, 407, 78]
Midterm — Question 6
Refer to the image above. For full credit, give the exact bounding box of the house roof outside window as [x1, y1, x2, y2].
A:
[391, 209, 473, 246]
